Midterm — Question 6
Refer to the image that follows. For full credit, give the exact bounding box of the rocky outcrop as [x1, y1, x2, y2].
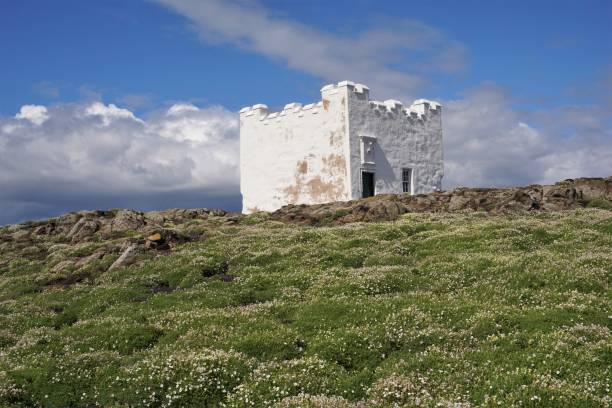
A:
[270, 177, 612, 225]
[11, 208, 233, 244]
[0, 207, 236, 278]
[110, 209, 145, 233]
[0, 177, 608, 283]
[108, 245, 139, 271]
[66, 218, 100, 242]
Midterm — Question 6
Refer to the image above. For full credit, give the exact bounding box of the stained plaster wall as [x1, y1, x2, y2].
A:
[239, 85, 351, 213]
[344, 82, 443, 199]
[240, 81, 443, 213]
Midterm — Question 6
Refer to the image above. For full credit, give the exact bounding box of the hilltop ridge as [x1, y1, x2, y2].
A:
[1, 176, 609, 291]
[0, 177, 610, 407]
[3, 177, 610, 235]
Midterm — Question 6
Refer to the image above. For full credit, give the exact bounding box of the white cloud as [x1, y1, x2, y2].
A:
[442, 83, 612, 188]
[151, 0, 609, 190]
[154, 0, 467, 100]
[0, 101, 240, 225]
[2, 87, 609, 226]
[167, 103, 199, 116]
[156, 104, 237, 145]
[84, 102, 144, 126]
[15, 105, 49, 125]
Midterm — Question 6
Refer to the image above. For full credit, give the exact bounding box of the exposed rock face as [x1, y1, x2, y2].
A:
[270, 177, 612, 225]
[108, 245, 138, 271]
[0, 208, 236, 282]
[9, 208, 231, 245]
[74, 250, 106, 269]
[1, 178, 609, 246]
[67, 218, 99, 242]
[52, 260, 74, 274]
[110, 209, 145, 233]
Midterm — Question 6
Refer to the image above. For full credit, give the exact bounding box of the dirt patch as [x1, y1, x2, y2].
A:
[44, 271, 92, 288]
[202, 260, 229, 278]
[150, 281, 173, 294]
[216, 273, 237, 282]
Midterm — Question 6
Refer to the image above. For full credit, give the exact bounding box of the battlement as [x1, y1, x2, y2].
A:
[239, 100, 327, 125]
[239, 81, 441, 124]
[367, 98, 441, 121]
[320, 80, 370, 97]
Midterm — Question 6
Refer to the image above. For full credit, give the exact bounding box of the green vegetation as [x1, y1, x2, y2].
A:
[588, 198, 612, 211]
[0, 209, 610, 407]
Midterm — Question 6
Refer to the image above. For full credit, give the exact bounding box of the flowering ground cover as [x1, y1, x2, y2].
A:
[0, 209, 610, 407]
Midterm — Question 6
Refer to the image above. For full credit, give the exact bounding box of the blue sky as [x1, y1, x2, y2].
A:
[2, 0, 610, 113]
[1, 0, 611, 224]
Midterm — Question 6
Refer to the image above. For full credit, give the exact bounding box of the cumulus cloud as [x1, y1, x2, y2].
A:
[443, 83, 612, 188]
[2, 89, 609, 226]
[84, 102, 144, 125]
[15, 105, 49, 126]
[0, 101, 240, 225]
[154, 0, 467, 100]
[153, 0, 610, 188]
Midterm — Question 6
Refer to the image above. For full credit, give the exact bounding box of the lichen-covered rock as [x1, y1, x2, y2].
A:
[67, 218, 100, 242]
[52, 260, 74, 273]
[144, 211, 166, 225]
[33, 223, 55, 235]
[360, 199, 407, 222]
[74, 250, 106, 269]
[574, 177, 611, 200]
[448, 194, 473, 211]
[54, 213, 82, 234]
[11, 229, 31, 241]
[110, 210, 145, 233]
[108, 245, 139, 271]
[269, 176, 611, 225]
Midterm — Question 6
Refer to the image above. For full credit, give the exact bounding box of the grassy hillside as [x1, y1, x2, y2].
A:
[0, 209, 610, 407]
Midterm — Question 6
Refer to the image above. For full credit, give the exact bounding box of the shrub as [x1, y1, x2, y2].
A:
[586, 198, 612, 210]
[226, 357, 348, 407]
[111, 348, 253, 407]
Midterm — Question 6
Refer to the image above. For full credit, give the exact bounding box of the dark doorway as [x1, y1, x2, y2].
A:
[362, 172, 375, 198]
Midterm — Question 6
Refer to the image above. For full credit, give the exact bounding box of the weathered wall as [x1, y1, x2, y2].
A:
[240, 80, 443, 212]
[343, 81, 443, 199]
[239, 85, 351, 213]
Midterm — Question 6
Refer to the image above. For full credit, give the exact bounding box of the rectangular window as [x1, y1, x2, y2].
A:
[402, 168, 412, 194]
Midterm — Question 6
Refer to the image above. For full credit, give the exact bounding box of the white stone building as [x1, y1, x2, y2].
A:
[239, 81, 443, 213]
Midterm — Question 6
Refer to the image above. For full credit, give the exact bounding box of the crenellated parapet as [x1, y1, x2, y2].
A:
[367, 98, 441, 121]
[240, 100, 327, 124]
[321, 80, 370, 98]
[240, 80, 372, 125]
[409, 99, 442, 116]
[239, 80, 441, 124]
